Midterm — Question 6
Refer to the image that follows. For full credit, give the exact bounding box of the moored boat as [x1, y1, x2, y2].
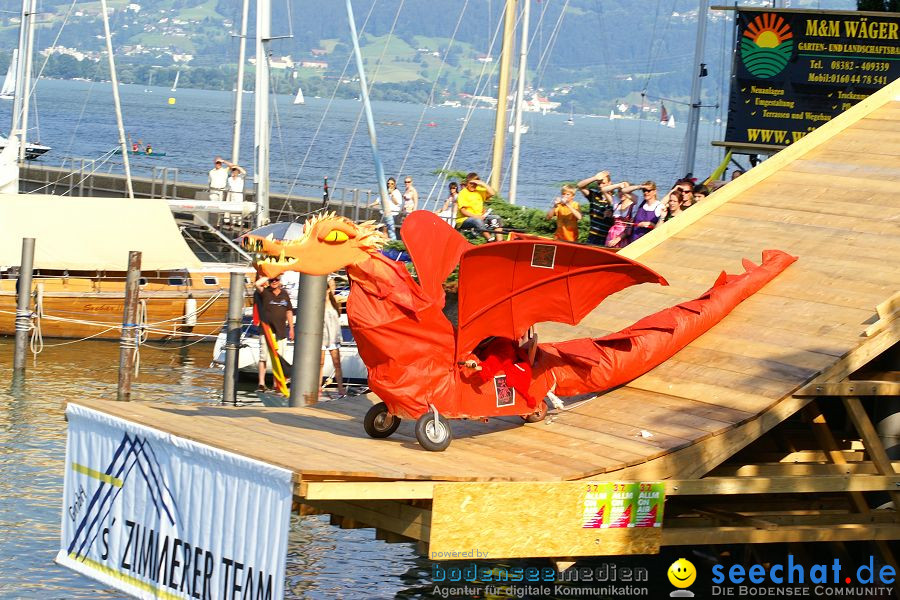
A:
[0, 195, 250, 341]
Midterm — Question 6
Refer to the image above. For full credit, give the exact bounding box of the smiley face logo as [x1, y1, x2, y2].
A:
[668, 558, 696, 588]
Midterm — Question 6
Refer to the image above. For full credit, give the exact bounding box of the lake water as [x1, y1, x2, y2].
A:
[4, 79, 728, 210]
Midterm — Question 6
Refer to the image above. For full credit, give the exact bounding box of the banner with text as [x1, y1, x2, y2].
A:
[724, 8, 899, 150]
[57, 403, 293, 600]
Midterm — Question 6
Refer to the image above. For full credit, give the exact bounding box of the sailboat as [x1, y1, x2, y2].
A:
[0, 49, 17, 100]
[170, 70, 180, 92]
[565, 106, 574, 126]
[660, 102, 675, 128]
[293, 86, 305, 105]
[144, 71, 153, 92]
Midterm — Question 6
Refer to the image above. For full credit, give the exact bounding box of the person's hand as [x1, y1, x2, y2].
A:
[594, 170, 609, 180]
[553, 197, 562, 206]
[288, 329, 294, 341]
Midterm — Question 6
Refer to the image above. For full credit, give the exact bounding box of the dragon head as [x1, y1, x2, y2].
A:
[243, 213, 387, 278]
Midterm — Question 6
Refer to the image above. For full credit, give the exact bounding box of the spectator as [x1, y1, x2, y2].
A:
[546, 184, 582, 242]
[693, 184, 710, 203]
[368, 177, 403, 235]
[254, 275, 294, 392]
[456, 172, 504, 242]
[676, 179, 696, 209]
[604, 188, 637, 248]
[576, 170, 628, 246]
[730, 169, 744, 181]
[401, 176, 419, 214]
[438, 181, 459, 226]
[208, 157, 230, 202]
[629, 181, 664, 243]
[321, 276, 345, 396]
[663, 189, 684, 222]
[226, 164, 246, 203]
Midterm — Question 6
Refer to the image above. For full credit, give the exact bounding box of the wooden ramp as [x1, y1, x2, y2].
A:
[71, 79, 900, 558]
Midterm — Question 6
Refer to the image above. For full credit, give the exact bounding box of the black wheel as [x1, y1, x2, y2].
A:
[415, 411, 453, 451]
[522, 401, 548, 423]
[364, 402, 400, 438]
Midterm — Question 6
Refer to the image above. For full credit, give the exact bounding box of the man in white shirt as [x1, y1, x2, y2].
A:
[208, 157, 230, 202]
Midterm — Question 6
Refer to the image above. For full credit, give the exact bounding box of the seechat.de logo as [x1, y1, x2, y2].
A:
[668, 558, 697, 597]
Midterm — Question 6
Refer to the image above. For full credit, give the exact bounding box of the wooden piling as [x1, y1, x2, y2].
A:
[116, 251, 141, 401]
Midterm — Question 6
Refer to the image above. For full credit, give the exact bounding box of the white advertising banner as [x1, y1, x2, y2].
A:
[57, 403, 293, 599]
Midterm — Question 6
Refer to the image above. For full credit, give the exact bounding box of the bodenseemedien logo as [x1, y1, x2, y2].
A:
[668, 558, 696, 597]
[740, 13, 794, 78]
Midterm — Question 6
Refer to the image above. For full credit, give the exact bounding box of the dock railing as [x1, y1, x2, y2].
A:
[19, 159, 380, 223]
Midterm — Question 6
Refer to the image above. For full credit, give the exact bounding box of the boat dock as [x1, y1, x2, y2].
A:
[67, 80, 900, 562]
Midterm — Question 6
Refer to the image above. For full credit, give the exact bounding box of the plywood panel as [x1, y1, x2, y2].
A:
[430, 482, 661, 558]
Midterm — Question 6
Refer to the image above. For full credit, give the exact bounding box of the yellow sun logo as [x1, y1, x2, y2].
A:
[740, 13, 794, 78]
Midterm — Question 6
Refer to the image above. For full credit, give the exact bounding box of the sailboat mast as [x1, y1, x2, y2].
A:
[231, 0, 250, 165]
[254, 0, 271, 226]
[99, 0, 134, 198]
[488, 0, 518, 195]
[681, 0, 709, 177]
[508, 0, 530, 206]
[17, 0, 36, 164]
[10, 1, 28, 150]
[345, 0, 396, 239]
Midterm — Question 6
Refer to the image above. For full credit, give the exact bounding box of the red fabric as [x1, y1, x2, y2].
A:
[530, 249, 797, 398]
[475, 338, 536, 407]
[400, 211, 471, 304]
[455, 240, 667, 360]
[345, 253, 458, 419]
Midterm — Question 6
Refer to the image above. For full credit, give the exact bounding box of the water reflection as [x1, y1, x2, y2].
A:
[0, 338, 440, 598]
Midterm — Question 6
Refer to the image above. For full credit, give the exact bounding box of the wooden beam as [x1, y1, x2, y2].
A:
[794, 381, 900, 397]
[814, 319, 900, 384]
[302, 499, 431, 541]
[300, 481, 436, 500]
[843, 397, 900, 509]
[666, 511, 899, 529]
[662, 523, 900, 546]
[711, 461, 900, 477]
[666, 475, 900, 496]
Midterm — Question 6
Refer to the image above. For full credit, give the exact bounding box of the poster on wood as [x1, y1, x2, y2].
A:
[57, 403, 293, 600]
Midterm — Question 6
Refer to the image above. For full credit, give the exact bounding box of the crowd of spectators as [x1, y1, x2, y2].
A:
[369, 166, 743, 249]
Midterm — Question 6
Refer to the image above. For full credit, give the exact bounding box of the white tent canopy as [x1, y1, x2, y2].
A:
[0, 195, 203, 271]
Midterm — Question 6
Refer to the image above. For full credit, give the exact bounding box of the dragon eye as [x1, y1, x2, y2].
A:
[323, 229, 349, 244]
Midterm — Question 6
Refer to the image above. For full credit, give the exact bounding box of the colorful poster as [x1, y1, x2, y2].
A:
[607, 483, 638, 528]
[723, 8, 899, 150]
[635, 482, 666, 528]
[582, 483, 612, 529]
[57, 403, 293, 600]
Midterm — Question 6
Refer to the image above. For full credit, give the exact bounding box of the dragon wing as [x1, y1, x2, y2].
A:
[400, 211, 471, 305]
[455, 240, 667, 359]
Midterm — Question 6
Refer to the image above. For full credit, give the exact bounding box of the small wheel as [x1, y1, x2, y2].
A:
[522, 401, 548, 423]
[415, 411, 453, 451]
[364, 402, 400, 438]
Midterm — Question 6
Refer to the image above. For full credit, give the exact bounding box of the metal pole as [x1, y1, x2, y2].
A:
[508, 0, 529, 205]
[681, 0, 709, 178]
[10, 2, 26, 143]
[99, 0, 134, 199]
[13, 237, 35, 373]
[17, 0, 36, 165]
[253, 0, 271, 227]
[289, 274, 327, 407]
[231, 0, 250, 165]
[345, 0, 396, 240]
[117, 251, 141, 401]
[223, 272, 244, 405]
[489, 0, 518, 195]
